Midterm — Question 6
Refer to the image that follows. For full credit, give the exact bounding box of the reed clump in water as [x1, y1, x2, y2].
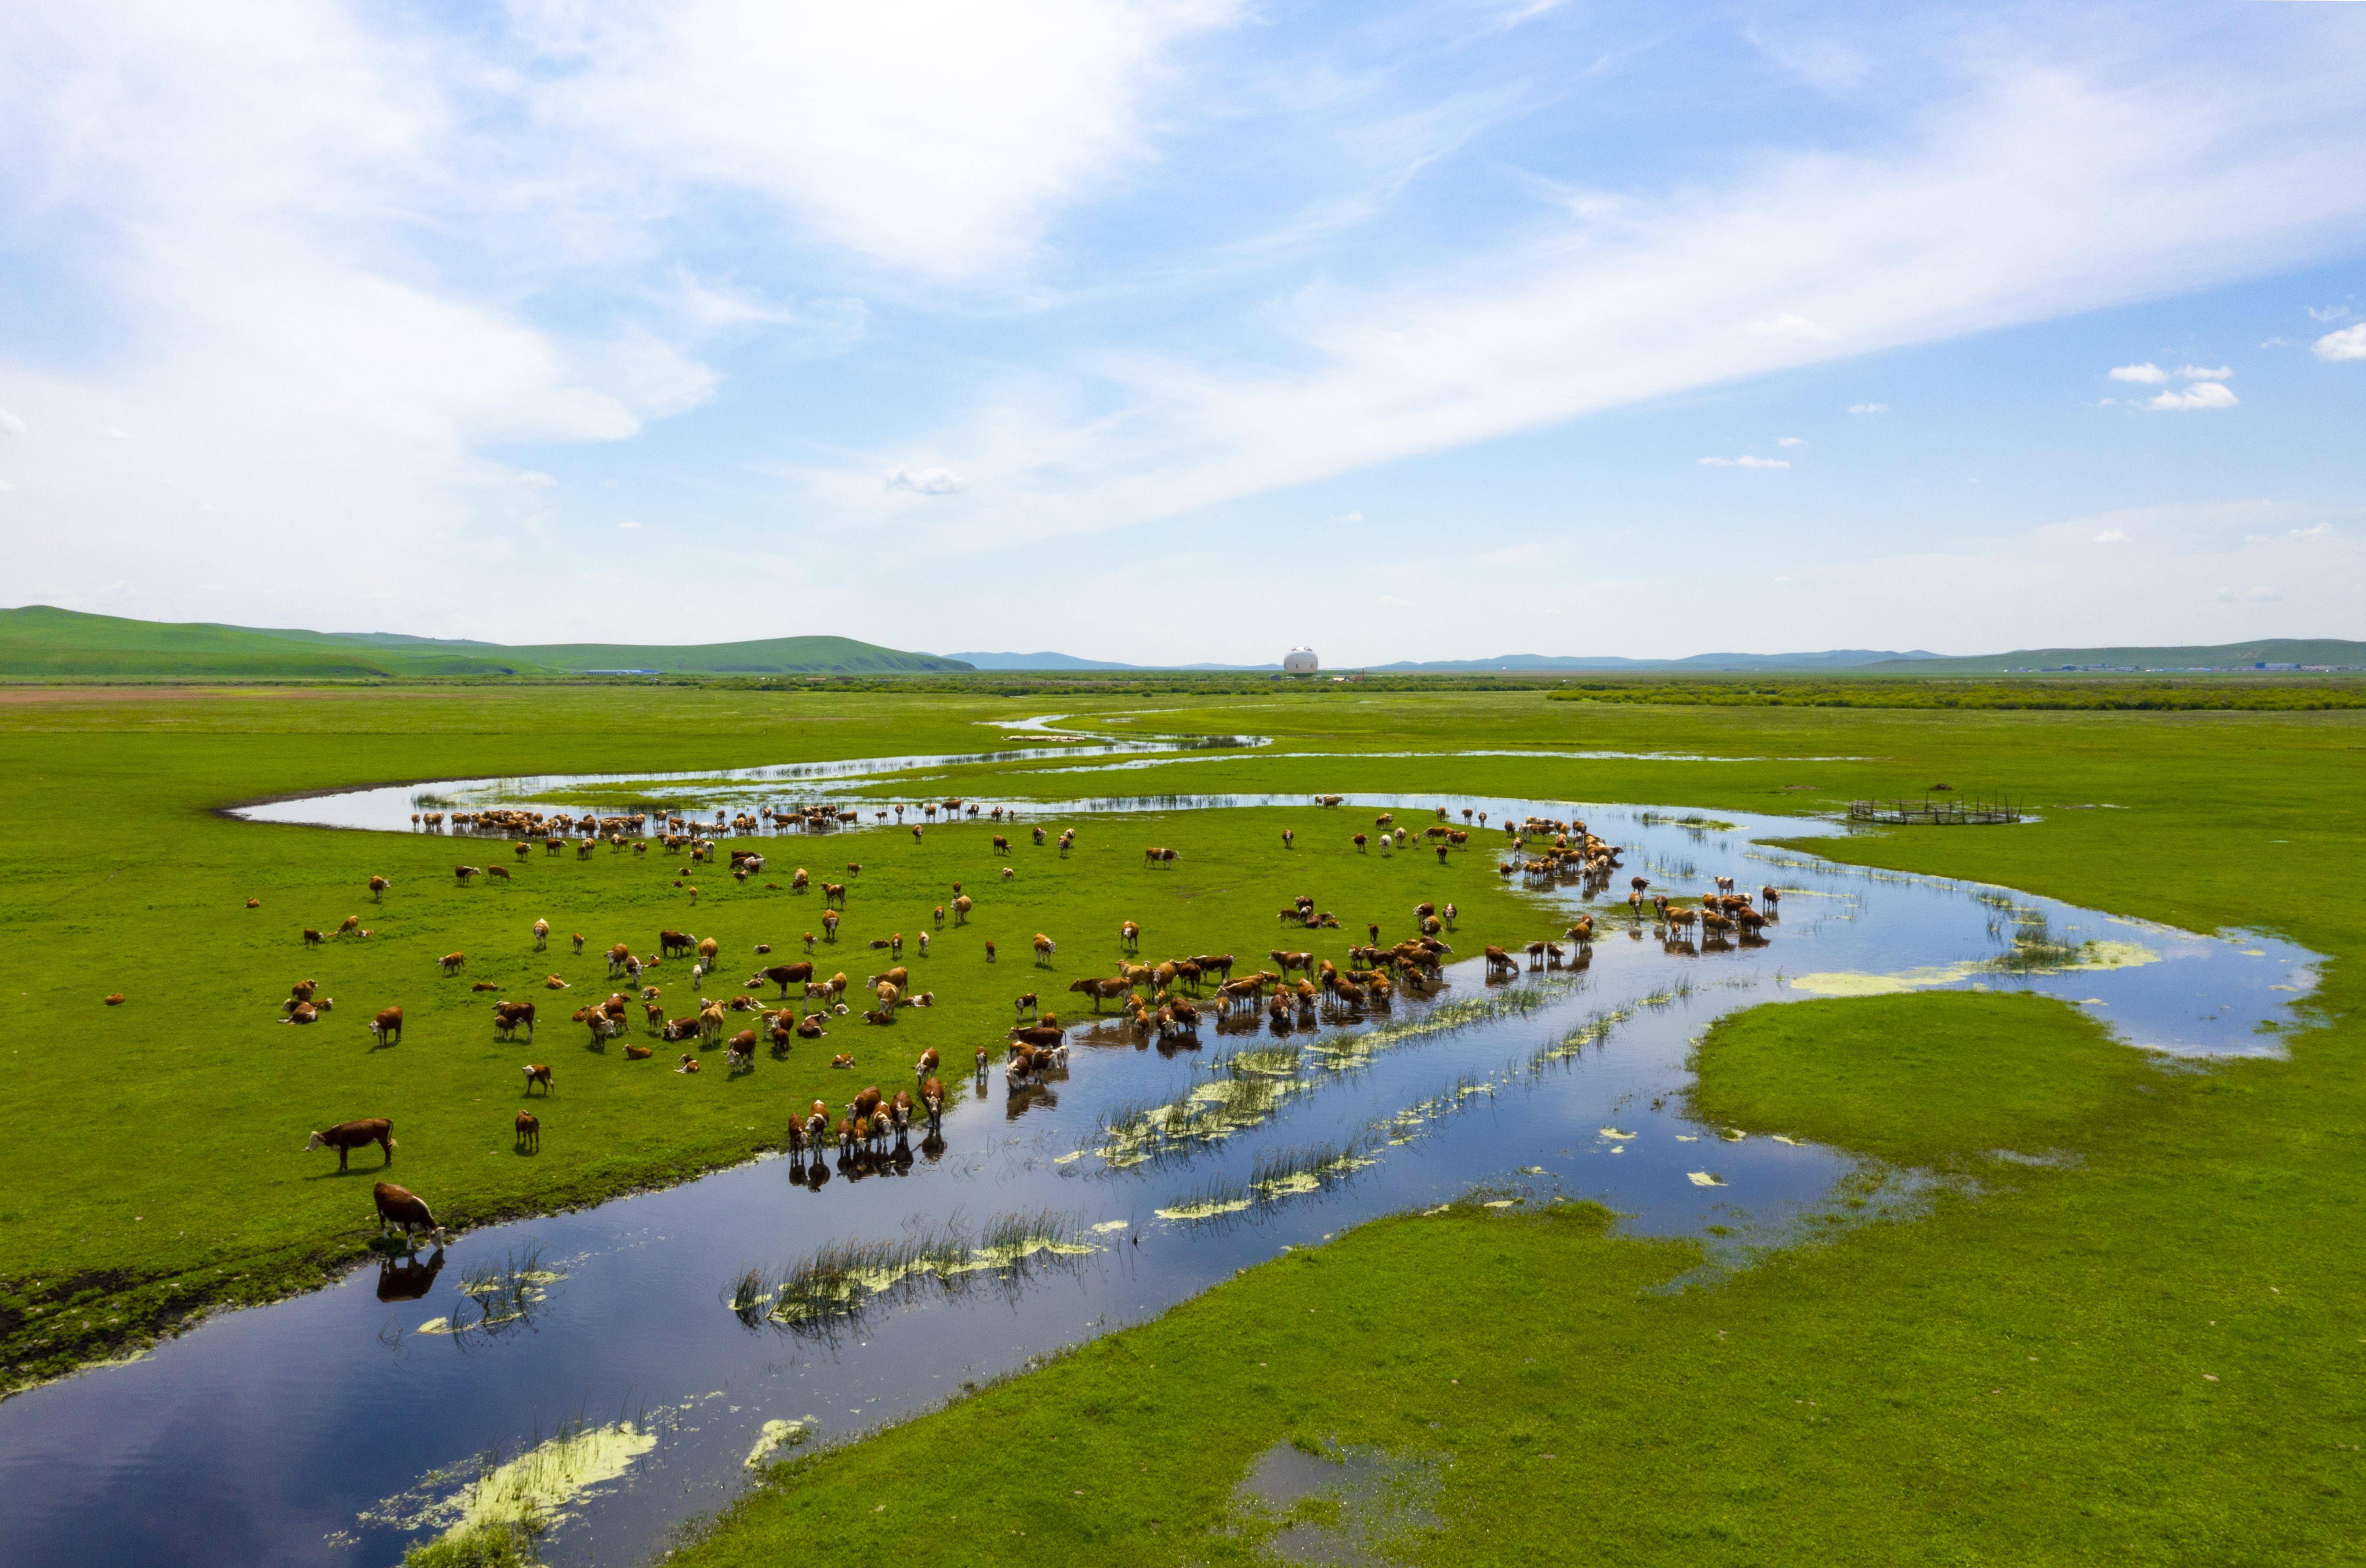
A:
[738, 1210, 1096, 1332]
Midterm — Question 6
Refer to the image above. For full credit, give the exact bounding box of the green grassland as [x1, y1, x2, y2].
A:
[5, 684, 2363, 1566]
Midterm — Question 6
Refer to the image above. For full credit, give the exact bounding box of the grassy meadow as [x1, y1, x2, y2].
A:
[3, 682, 2362, 1566]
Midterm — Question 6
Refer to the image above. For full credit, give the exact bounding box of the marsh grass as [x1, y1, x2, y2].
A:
[740, 1210, 1095, 1336]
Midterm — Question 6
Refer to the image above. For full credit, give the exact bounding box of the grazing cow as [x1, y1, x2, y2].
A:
[440, 952, 467, 975]
[373, 1182, 446, 1243]
[369, 875, 389, 902]
[726, 1031, 757, 1073]
[573, 933, 587, 955]
[521, 1063, 553, 1095]
[984, 940, 996, 962]
[1268, 949, 1313, 975]
[533, 918, 549, 951]
[307, 1118, 396, 1172]
[952, 895, 973, 925]
[607, 943, 634, 976]
[822, 882, 846, 906]
[1566, 915, 1596, 945]
[992, 835, 1010, 856]
[760, 961, 815, 997]
[1761, 885, 1782, 910]
[454, 866, 479, 886]
[1353, 834, 1367, 853]
[1120, 920, 1140, 951]
[486, 865, 512, 882]
[302, 927, 324, 948]
[1484, 945, 1517, 974]
[368, 1006, 404, 1045]
[1032, 933, 1056, 966]
[1009, 1024, 1065, 1052]
[697, 936, 720, 964]
[660, 929, 694, 959]
[515, 1111, 541, 1152]
[1013, 992, 1040, 1020]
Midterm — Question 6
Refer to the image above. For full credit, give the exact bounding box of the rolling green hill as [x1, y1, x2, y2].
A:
[0, 606, 973, 679]
[1858, 638, 2366, 674]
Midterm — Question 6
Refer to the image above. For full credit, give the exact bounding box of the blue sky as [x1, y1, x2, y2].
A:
[1, 0, 2362, 662]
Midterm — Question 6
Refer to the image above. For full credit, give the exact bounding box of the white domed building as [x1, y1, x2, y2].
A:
[1282, 647, 1320, 675]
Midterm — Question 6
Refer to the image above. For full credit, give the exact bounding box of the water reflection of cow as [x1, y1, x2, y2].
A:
[376, 1248, 445, 1302]
[1005, 1082, 1060, 1120]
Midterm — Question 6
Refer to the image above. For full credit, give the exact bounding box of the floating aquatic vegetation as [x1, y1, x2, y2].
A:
[1381, 1075, 1494, 1145]
[1306, 978, 1583, 1074]
[1790, 934, 2159, 997]
[744, 1419, 806, 1469]
[1248, 1140, 1376, 1200]
[370, 1416, 658, 1549]
[1599, 1128, 1636, 1141]
[1530, 982, 1692, 1071]
[419, 1244, 562, 1341]
[1090, 1219, 1130, 1234]
[738, 1211, 1096, 1334]
[1687, 1172, 1726, 1187]
[1093, 1061, 1309, 1169]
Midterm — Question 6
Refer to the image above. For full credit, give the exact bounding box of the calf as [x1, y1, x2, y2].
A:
[369, 1006, 404, 1045]
[515, 1111, 541, 1153]
[440, 952, 467, 975]
[307, 1118, 395, 1172]
[369, 875, 390, 901]
[521, 1063, 553, 1095]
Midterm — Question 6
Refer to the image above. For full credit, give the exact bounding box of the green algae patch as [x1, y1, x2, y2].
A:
[1790, 936, 2159, 998]
[1691, 991, 2165, 1167]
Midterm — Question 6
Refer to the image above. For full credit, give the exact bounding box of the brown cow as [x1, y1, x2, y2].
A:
[759, 962, 814, 996]
[521, 1063, 553, 1095]
[369, 875, 389, 902]
[1068, 975, 1130, 1011]
[440, 952, 467, 975]
[660, 929, 694, 959]
[514, 1111, 541, 1153]
[368, 1006, 403, 1045]
[302, 927, 324, 947]
[624, 1043, 655, 1060]
[307, 1118, 396, 1171]
[373, 1181, 445, 1242]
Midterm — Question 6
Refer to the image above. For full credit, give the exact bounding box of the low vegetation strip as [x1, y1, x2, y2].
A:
[1548, 677, 2366, 710]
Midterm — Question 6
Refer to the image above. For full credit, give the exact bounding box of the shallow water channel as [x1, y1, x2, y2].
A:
[0, 737, 2320, 1568]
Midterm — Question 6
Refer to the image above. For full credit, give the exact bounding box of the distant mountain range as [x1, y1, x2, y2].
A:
[0, 607, 973, 678]
[5, 608, 2355, 680]
[1850, 639, 2366, 674]
[1363, 650, 1941, 673]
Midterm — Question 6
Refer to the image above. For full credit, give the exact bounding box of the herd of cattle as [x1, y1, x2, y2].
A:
[290, 795, 1777, 1249]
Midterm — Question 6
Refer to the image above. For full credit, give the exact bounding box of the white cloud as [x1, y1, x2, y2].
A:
[2094, 529, 2129, 543]
[617, 519, 641, 530]
[2215, 585, 2280, 603]
[1699, 455, 1790, 468]
[2315, 323, 2366, 362]
[1337, 510, 1364, 522]
[2145, 381, 2239, 411]
[1847, 403, 1887, 415]
[2108, 362, 2166, 383]
[2175, 364, 2232, 380]
[1777, 436, 1805, 447]
[1747, 312, 1837, 340]
[515, 1, 1240, 283]
[1377, 593, 1410, 607]
[0, 408, 23, 435]
[2308, 304, 2351, 323]
[886, 465, 969, 495]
